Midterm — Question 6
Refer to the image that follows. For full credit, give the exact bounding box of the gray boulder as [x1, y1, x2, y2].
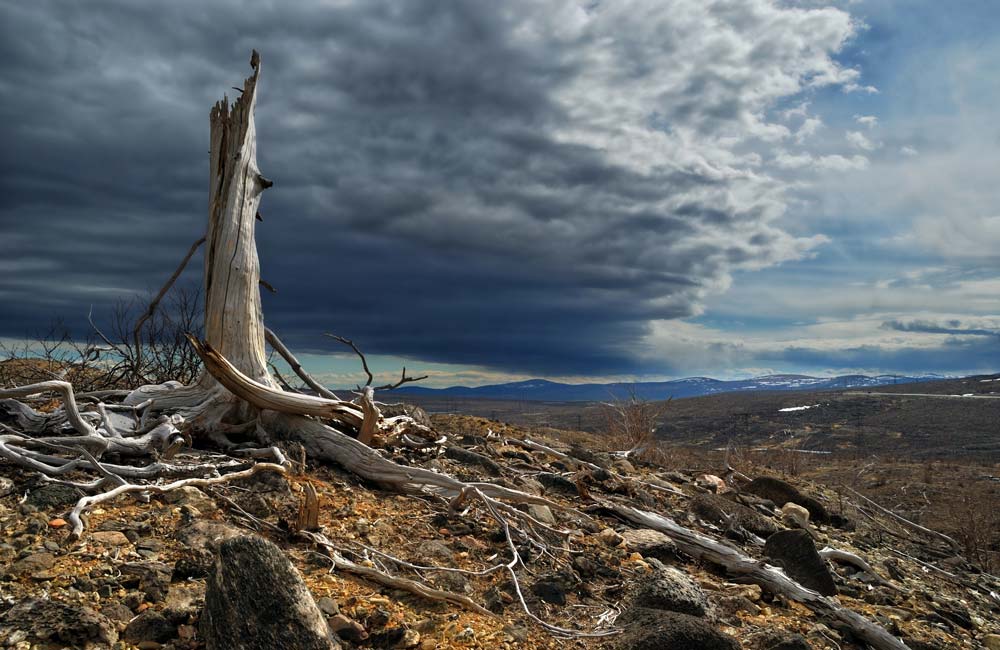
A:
[620, 528, 678, 561]
[612, 608, 740, 650]
[0, 598, 117, 647]
[201, 535, 340, 650]
[634, 563, 709, 617]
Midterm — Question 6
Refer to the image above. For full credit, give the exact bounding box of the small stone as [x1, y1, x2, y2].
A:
[25, 517, 48, 534]
[453, 626, 476, 641]
[178, 624, 197, 643]
[726, 583, 761, 602]
[317, 596, 339, 616]
[101, 602, 135, 623]
[527, 504, 556, 525]
[503, 624, 529, 643]
[120, 562, 172, 603]
[537, 472, 579, 495]
[329, 614, 368, 642]
[596, 527, 624, 546]
[48, 517, 67, 528]
[10, 551, 56, 575]
[531, 579, 567, 605]
[715, 595, 760, 620]
[124, 591, 146, 612]
[162, 486, 218, 512]
[42, 539, 61, 552]
[781, 502, 811, 529]
[124, 611, 176, 644]
[621, 528, 678, 560]
[764, 633, 812, 650]
[695, 474, 727, 493]
[89, 531, 132, 548]
[982, 634, 1000, 650]
[414, 540, 454, 563]
[611, 458, 636, 474]
[5, 630, 27, 645]
[573, 555, 597, 578]
[396, 629, 420, 648]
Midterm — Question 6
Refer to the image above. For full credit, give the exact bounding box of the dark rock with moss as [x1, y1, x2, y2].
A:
[124, 610, 175, 644]
[612, 608, 740, 650]
[0, 598, 117, 647]
[634, 563, 709, 617]
[201, 535, 340, 650]
[763, 530, 837, 596]
[24, 483, 81, 510]
[691, 493, 782, 538]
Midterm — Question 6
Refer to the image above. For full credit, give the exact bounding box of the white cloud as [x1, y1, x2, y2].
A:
[846, 130, 878, 151]
[795, 117, 824, 143]
[854, 114, 878, 129]
[900, 145, 919, 156]
[773, 151, 869, 171]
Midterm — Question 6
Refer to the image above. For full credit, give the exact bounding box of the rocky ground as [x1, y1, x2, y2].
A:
[1, 413, 999, 650]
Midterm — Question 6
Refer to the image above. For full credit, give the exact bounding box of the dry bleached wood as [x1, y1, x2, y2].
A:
[189, 335, 364, 427]
[68, 461, 287, 538]
[122, 50, 279, 427]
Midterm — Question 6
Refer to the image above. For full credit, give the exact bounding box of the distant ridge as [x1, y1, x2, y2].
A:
[384, 373, 946, 402]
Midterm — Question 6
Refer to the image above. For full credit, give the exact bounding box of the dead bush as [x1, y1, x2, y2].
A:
[601, 387, 670, 463]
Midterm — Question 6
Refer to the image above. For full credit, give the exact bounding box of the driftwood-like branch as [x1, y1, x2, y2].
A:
[264, 327, 339, 399]
[610, 504, 910, 650]
[69, 462, 287, 538]
[324, 333, 373, 387]
[844, 487, 960, 552]
[263, 411, 556, 506]
[188, 336, 364, 428]
[819, 546, 877, 574]
[510, 438, 687, 498]
[356, 386, 380, 446]
[818, 546, 902, 591]
[301, 530, 496, 617]
[0, 381, 97, 436]
[268, 363, 301, 394]
[322, 333, 427, 391]
[374, 367, 428, 391]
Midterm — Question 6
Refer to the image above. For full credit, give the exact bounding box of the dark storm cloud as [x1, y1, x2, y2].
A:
[0, 0, 856, 375]
[881, 319, 1000, 338]
[770, 336, 1000, 375]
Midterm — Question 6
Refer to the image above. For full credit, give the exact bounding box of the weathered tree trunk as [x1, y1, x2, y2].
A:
[203, 50, 274, 389]
[125, 51, 276, 426]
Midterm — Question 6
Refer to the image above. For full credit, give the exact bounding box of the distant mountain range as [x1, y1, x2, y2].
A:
[391, 373, 946, 402]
